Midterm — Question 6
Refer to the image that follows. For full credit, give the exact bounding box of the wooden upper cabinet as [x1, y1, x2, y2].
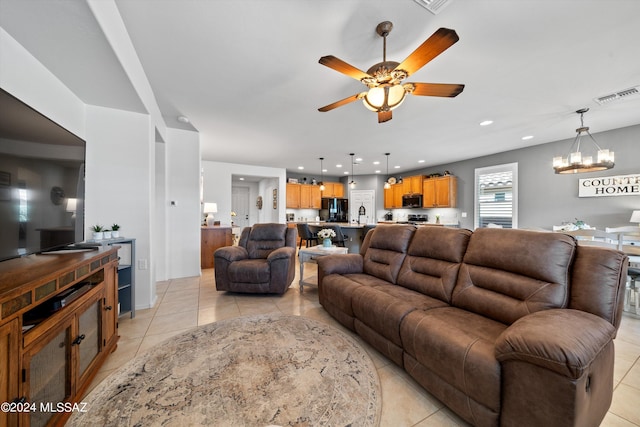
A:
[287, 183, 321, 209]
[423, 175, 457, 208]
[286, 183, 301, 208]
[402, 175, 423, 195]
[384, 183, 404, 209]
[320, 182, 344, 198]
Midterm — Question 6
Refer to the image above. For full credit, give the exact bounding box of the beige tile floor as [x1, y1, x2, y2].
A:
[89, 261, 640, 427]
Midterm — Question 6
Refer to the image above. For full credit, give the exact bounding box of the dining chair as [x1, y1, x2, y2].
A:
[296, 223, 318, 249]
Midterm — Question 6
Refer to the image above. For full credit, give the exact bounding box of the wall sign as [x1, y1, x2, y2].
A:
[578, 173, 640, 198]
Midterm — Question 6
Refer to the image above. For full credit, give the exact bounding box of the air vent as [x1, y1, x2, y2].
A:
[413, 0, 452, 15]
[594, 85, 640, 105]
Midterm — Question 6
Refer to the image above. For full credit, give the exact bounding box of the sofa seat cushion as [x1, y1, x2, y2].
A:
[228, 259, 270, 283]
[352, 285, 448, 347]
[400, 307, 506, 413]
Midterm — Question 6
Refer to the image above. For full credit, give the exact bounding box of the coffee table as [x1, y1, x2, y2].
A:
[298, 245, 348, 292]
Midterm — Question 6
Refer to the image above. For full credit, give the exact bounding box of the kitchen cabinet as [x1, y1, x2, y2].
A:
[0, 319, 19, 427]
[320, 182, 344, 198]
[287, 183, 322, 209]
[423, 175, 457, 208]
[402, 175, 423, 195]
[286, 183, 301, 208]
[384, 183, 404, 209]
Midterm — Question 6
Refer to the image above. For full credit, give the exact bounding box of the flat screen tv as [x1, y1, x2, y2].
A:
[0, 88, 86, 262]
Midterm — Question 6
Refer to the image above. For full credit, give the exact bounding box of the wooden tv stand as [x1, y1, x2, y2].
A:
[0, 247, 120, 427]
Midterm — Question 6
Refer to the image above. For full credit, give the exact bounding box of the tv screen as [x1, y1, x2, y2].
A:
[0, 88, 86, 262]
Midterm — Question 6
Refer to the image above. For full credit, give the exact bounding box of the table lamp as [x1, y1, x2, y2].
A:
[203, 202, 218, 226]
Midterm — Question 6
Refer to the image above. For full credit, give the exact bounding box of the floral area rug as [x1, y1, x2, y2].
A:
[69, 314, 381, 426]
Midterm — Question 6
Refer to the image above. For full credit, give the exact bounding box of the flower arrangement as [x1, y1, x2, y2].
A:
[317, 228, 336, 240]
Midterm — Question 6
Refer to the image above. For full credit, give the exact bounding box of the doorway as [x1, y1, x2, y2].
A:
[349, 190, 375, 224]
[232, 187, 250, 229]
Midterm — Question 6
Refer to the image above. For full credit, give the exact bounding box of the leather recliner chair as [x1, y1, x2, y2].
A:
[214, 223, 297, 294]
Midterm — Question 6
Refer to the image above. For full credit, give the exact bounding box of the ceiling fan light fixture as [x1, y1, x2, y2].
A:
[553, 108, 615, 174]
[363, 85, 407, 112]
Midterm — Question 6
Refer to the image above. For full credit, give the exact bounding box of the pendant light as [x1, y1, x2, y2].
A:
[319, 157, 325, 191]
[349, 153, 356, 189]
[384, 153, 391, 189]
[553, 108, 615, 174]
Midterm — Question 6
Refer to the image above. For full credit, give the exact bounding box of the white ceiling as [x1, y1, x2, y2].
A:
[1, 0, 639, 178]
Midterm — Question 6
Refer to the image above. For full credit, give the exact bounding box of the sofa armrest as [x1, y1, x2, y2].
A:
[317, 254, 363, 276]
[267, 246, 296, 262]
[495, 309, 616, 379]
[214, 246, 248, 262]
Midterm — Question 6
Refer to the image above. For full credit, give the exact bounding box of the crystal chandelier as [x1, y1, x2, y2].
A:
[553, 108, 614, 174]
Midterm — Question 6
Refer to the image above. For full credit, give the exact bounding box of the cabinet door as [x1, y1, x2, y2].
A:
[435, 176, 457, 207]
[300, 185, 311, 208]
[384, 186, 393, 209]
[23, 317, 73, 427]
[76, 296, 101, 388]
[102, 263, 118, 350]
[392, 183, 403, 208]
[410, 176, 423, 194]
[423, 179, 437, 207]
[333, 183, 345, 198]
[286, 183, 300, 208]
[0, 319, 20, 427]
[310, 185, 321, 209]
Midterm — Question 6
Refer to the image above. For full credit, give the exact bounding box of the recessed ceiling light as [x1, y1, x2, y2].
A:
[177, 115, 190, 123]
[343, 171, 349, 175]
[394, 165, 400, 169]
[480, 120, 493, 126]
[418, 160, 425, 163]
[355, 157, 363, 162]
[375, 170, 381, 174]
[373, 161, 380, 165]
[239, 177, 245, 181]
[297, 166, 304, 170]
[522, 135, 534, 140]
[336, 164, 342, 168]
[322, 168, 327, 173]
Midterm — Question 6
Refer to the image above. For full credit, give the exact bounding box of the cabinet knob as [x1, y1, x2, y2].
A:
[105, 305, 113, 311]
[72, 334, 86, 346]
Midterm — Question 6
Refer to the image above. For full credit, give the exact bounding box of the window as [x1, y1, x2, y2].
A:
[474, 163, 518, 229]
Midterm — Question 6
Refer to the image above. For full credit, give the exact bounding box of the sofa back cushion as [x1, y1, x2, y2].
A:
[363, 225, 415, 284]
[396, 227, 472, 303]
[452, 228, 576, 325]
[245, 223, 288, 259]
[569, 245, 627, 329]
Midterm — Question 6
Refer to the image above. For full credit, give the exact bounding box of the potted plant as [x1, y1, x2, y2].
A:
[111, 224, 120, 238]
[103, 229, 112, 239]
[91, 225, 104, 241]
[317, 228, 336, 248]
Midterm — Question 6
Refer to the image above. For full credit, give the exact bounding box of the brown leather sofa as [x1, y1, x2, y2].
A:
[214, 223, 297, 294]
[317, 224, 628, 427]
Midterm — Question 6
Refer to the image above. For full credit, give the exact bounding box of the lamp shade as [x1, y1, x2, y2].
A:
[65, 198, 77, 212]
[363, 85, 407, 112]
[630, 210, 640, 223]
[203, 202, 218, 214]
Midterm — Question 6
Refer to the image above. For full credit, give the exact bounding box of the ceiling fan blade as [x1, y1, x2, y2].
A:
[319, 55, 372, 81]
[318, 93, 364, 112]
[408, 82, 465, 97]
[378, 110, 392, 123]
[395, 28, 460, 77]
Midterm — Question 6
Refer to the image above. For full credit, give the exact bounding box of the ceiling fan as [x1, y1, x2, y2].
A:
[318, 21, 464, 123]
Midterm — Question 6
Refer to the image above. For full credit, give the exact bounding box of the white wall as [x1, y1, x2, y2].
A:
[85, 105, 156, 310]
[154, 141, 168, 281]
[202, 161, 287, 227]
[166, 128, 201, 278]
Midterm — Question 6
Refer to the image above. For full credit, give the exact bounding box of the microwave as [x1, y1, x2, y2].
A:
[402, 194, 423, 208]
